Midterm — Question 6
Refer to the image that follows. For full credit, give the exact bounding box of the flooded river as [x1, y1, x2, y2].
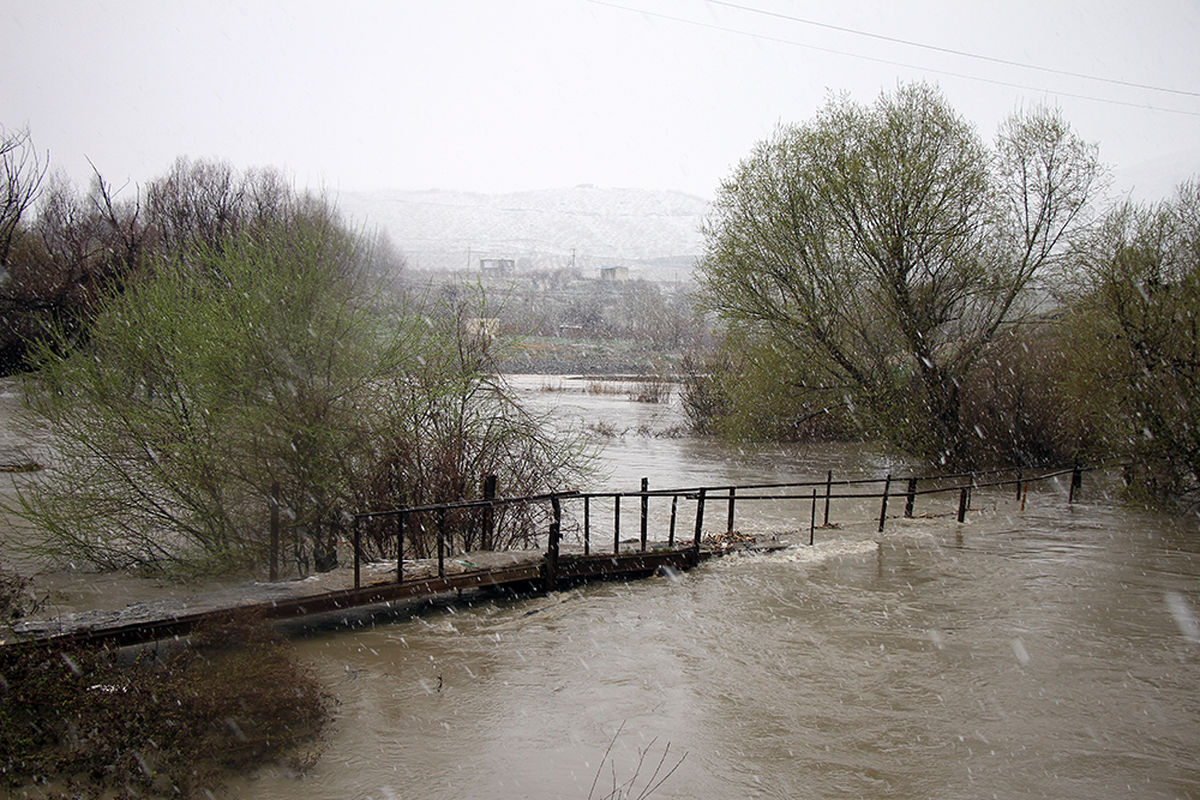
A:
[5, 377, 1200, 798]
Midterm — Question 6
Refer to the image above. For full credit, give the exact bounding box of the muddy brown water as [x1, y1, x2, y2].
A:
[4, 376, 1200, 799]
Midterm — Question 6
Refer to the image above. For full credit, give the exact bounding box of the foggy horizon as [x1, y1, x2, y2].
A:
[4, 0, 1199, 204]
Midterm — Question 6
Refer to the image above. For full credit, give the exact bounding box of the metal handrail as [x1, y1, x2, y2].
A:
[347, 463, 1097, 589]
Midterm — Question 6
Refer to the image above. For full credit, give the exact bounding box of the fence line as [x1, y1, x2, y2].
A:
[346, 463, 1097, 590]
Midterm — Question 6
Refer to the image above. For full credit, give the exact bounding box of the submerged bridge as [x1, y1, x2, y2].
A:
[3, 464, 1090, 650]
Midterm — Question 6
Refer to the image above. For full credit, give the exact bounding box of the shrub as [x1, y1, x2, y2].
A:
[8, 213, 590, 577]
[680, 328, 855, 442]
[1062, 179, 1200, 508]
[957, 323, 1083, 467]
[0, 612, 329, 798]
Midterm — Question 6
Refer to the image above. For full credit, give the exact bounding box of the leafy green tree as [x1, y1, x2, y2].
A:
[698, 84, 1101, 465]
[11, 213, 393, 572]
[2, 151, 406, 376]
[1066, 179, 1200, 507]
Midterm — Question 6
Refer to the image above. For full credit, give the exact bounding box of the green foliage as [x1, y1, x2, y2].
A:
[681, 327, 855, 441]
[0, 613, 329, 798]
[698, 83, 1101, 466]
[11, 214, 391, 574]
[7, 209, 591, 575]
[1065, 180, 1200, 507]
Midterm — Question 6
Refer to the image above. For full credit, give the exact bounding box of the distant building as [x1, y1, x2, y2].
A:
[598, 265, 629, 282]
[480, 258, 516, 276]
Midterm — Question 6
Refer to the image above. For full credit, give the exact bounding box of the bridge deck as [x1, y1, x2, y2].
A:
[4, 540, 783, 650]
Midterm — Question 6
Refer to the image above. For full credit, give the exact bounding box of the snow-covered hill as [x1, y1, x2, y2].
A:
[335, 186, 709, 278]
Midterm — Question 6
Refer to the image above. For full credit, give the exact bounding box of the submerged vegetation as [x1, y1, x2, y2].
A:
[1065, 181, 1200, 507]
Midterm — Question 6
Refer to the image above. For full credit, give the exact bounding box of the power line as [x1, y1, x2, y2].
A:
[585, 0, 1200, 117]
[709, 0, 1200, 99]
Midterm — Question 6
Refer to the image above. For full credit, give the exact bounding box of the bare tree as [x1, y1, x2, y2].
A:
[0, 126, 47, 273]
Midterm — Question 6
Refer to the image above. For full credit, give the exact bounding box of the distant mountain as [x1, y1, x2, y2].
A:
[335, 186, 709, 279]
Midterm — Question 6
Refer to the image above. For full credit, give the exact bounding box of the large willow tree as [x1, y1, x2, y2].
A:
[698, 83, 1101, 465]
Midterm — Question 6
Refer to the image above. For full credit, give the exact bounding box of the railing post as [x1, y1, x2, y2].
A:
[613, 495, 621, 555]
[904, 477, 917, 518]
[668, 495, 678, 547]
[1016, 468, 1023, 501]
[396, 511, 405, 583]
[693, 488, 707, 559]
[726, 487, 736, 534]
[583, 495, 591, 555]
[823, 469, 832, 527]
[437, 508, 447, 578]
[546, 495, 561, 593]
[353, 515, 362, 590]
[1069, 462, 1082, 504]
[482, 473, 497, 550]
[809, 488, 816, 546]
[878, 473, 891, 533]
[269, 482, 280, 582]
[957, 486, 968, 523]
[640, 477, 649, 553]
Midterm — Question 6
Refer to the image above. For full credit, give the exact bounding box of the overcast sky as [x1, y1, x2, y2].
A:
[4, 0, 1199, 201]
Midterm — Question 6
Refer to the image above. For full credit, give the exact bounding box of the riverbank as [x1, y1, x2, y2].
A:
[502, 335, 682, 375]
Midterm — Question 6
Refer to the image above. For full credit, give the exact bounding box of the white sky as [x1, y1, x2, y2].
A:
[4, 0, 1199, 201]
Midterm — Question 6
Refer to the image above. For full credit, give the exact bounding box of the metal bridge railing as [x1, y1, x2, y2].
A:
[347, 463, 1094, 590]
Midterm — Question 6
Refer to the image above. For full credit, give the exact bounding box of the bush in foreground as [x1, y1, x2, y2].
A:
[0, 612, 329, 799]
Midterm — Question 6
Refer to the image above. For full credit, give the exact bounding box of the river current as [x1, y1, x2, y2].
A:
[5, 376, 1200, 798]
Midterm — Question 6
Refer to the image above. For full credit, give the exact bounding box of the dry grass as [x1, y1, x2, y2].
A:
[588, 722, 687, 800]
[627, 377, 671, 404]
[586, 380, 625, 396]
